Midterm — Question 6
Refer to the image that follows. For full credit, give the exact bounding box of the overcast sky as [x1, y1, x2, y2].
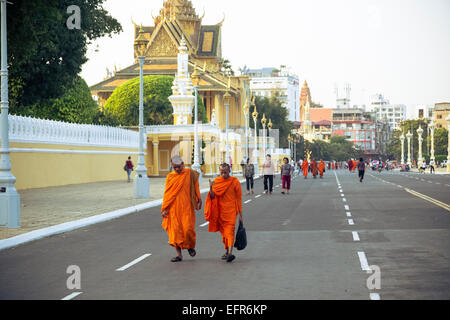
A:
[80, 0, 450, 109]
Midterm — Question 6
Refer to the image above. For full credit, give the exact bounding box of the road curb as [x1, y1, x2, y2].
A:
[0, 178, 248, 252]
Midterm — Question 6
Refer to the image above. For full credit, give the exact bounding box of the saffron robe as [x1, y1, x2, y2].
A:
[318, 161, 325, 176]
[301, 161, 309, 177]
[161, 168, 201, 249]
[204, 176, 242, 249]
[310, 160, 318, 176]
[352, 160, 357, 172]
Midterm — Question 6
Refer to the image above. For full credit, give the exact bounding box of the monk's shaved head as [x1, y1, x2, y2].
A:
[171, 155, 183, 165]
[220, 163, 231, 179]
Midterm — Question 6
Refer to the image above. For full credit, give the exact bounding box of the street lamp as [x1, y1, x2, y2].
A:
[400, 133, 405, 165]
[251, 99, 260, 175]
[223, 90, 231, 166]
[288, 134, 292, 159]
[134, 26, 150, 198]
[406, 130, 413, 167]
[447, 114, 450, 172]
[0, 0, 20, 228]
[261, 113, 267, 159]
[429, 121, 435, 166]
[417, 125, 423, 168]
[191, 65, 202, 185]
[267, 118, 273, 155]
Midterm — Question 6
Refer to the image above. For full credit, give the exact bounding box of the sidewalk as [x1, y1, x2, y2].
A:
[409, 167, 449, 175]
[1, 175, 244, 241]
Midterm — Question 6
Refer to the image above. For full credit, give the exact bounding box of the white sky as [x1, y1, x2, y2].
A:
[80, 0, 450, 109]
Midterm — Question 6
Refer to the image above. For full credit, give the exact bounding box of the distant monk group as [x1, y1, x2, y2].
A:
[161, 156, 242, 263]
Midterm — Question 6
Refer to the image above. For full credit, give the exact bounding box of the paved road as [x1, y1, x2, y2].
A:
[0, 170, 449, 300]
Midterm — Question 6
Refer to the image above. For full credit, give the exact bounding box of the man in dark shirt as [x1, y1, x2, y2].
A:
[357, 157, 366, 183]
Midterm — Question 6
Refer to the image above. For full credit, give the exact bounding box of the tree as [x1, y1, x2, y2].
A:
[17, 76, 99, 124]
[221, 59, 235, 76]
[434, 127, 448, 156]
[7, 0, 122, 112]
[104, 75, 207, 126]
[249, 95, 293, 148]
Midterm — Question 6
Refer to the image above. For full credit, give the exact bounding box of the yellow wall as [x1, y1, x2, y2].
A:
[10, 142, 140, 190]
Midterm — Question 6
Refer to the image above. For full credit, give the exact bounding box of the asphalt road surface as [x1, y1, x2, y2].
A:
[0, 169, 449, 300]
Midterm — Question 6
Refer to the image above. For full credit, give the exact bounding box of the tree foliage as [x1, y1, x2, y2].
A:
[104, 75, 207, 126]
[7, 0, 122, 112]
[249, 95, 293, 148]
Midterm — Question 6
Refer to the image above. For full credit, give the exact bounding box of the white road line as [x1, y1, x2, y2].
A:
[352, 231, 360, 241]
[344, 205, 350, 210]
[357, 251, 370, 271]
[370, 293, 381, 300]
[346, 212, 352, 217]
[282, 219, 290, 226]
[436, 182, 441, 185]
[116, 253, 152, 271]
[341, 193, 345, 197]
[255, 195, 261, 198]
[244, 199, 252, 204]
[343, 198, 347, 202]
[61, 292, 83, 300]
[348, 219, 354, 225]
[200, 221, 209, 227]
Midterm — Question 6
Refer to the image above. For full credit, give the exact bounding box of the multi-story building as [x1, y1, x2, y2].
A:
[245, 67, 300, 122]
[407, 104, 434, 120]
[370, 94, 406, 130]
[434, 102, 450, 129]
[331, 108, 390, 155]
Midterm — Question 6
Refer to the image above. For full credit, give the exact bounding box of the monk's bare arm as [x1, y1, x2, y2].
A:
[209, 179, 215, 199]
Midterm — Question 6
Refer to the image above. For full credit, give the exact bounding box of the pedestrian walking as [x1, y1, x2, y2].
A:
[318, 159, 326, 178]
[430, 162, 435, 174]
[357, 157, 366, 182]
[262, 154, 275, 194]
[280, 157, 293, 194]
[161, 156, 202, 262]
[204, 163, 243, 263]
[244, 158, 255, 195]
[124, 156, 134, 182]
[310, 158, 318, 179]
[301, 158, 309, 179]
[348, 159, 353, 172]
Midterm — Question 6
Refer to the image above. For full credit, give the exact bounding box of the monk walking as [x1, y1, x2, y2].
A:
[352, 159, 357, 173]
[161, 156, 202, 262]
[204, 163, 243, 263]
[318, 159, 326, 178]
[301, 158, 309, 179]
[310, 158, 318, 179]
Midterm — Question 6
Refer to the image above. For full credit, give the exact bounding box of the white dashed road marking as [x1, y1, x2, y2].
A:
[61, 292, 82, 300]
[116, 253, 152, 272]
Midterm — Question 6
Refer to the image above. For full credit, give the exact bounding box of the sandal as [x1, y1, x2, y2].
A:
[188, 248, 196, 257]
[226, 254, 235, 263]
[221, 252, 228, 260]
[171, 256, 182, 262]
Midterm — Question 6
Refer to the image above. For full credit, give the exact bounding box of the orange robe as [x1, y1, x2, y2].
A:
[318, 161, 325, 176]
[161, 168, 201, 249]
[301, 161, 309, 177]
[332, 162, 335, 170]
[310, 160, 318, 177]
[204, 176, 242, 249]
[352, 160, 357, 172]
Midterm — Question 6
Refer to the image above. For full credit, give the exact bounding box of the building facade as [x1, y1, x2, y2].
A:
[245, 67, 300, 122]
[434, 102, 450, 129]
[370, 94, 406, 130]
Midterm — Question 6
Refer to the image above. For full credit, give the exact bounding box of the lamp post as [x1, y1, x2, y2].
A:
[288, 134, 292, 159]
[243, 98, 249, 161]
[447, 114, 450, 172]
[400, 133, 405, 165]
[223, 90, 231, 166]
[268, 118, 273, 155]
[417, 125, 423, 168]
[261, 113, 267, 159]
[251, 100, 259, 175]
[191, 66, 202, 185]
[406, 130, 412, 167]
[133, 27, 150, 198]
[429, 121, 435, 166]
[0, 0, 20, 228]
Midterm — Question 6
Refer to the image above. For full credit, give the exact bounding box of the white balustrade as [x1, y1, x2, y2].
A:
[8, 115, 140, 149]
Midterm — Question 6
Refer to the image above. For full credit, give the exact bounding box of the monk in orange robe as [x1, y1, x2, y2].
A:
[318, 159, 326, 178]
[310, 159, 318, 178]
[204, 163, 243, 263]
[301, 159, 309, 179]
[331, 161, 335, 170]
[161, 156, 202, 262]
[352, 159, 357, 172]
